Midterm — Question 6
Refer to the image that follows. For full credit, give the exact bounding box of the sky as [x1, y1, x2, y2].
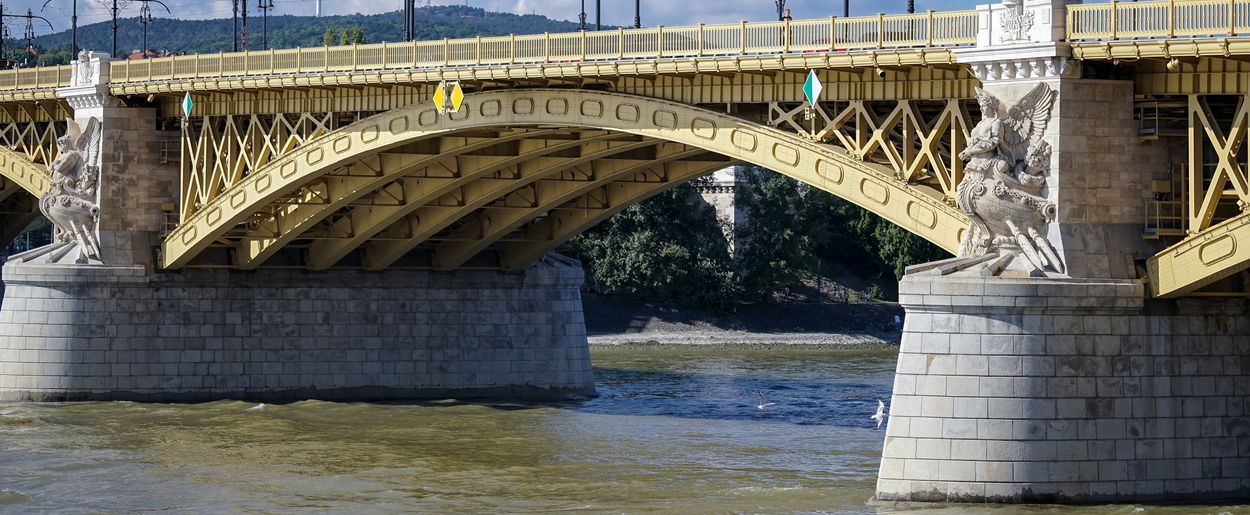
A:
[13, 0, 981, 37]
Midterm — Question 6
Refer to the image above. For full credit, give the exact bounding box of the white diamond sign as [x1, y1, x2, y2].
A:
[181, 92, 193, 118]
[803, 70, 823, 106]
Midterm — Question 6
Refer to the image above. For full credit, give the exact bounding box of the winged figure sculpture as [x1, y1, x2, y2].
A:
[37, 117, 103, 264]
[955, 83, 1063, 275]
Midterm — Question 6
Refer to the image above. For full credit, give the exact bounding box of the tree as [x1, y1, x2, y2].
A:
[570, 183, 736, 310]
[732, 167, 818, 301]
[323, 28, 335, 46]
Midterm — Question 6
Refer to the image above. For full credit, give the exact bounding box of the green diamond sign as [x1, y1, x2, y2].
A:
[802, 70, 823, 106]
[181, 92, 193, 118]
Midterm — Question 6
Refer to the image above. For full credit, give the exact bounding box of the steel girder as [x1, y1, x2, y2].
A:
[162, 88, 968, 270]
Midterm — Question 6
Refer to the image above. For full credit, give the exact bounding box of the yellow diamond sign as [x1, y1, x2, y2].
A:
[432, 81, 465, 115]
[449, 82, 464, 113]
[432, 82, 448, 114]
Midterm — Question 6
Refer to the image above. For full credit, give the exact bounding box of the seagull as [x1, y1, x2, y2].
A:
[246, 403, 266, 411]
[756, 391, 776, 410]
[870, 400, 886, 429]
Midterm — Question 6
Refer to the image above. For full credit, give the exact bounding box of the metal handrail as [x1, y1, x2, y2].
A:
[108, 12, 978, 84]
[0, 65, 73, 93]
[1068, 0, 1250, 40]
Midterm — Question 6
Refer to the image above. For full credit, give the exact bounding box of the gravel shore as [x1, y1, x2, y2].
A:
[582, 295, 904, 348]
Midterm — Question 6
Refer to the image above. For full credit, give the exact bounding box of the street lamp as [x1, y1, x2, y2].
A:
[95, 0, 134, 57]
[595, 0, 600, 31]
[135, 0, 169, 57]
[578, 0, 586, 31]
[0, 7, 53, 65]
[403, 0, 410, 40]
[634, 0, 640, 28]
[258, 0, 274, 49]
[774, 0, 785, 21]
[240, 0, 248, 50]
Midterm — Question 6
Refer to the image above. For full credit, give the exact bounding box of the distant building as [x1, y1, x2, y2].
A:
[690, 166, 747, 256]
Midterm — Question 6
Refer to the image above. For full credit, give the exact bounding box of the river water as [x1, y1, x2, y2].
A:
[0, 345, 1247, 514]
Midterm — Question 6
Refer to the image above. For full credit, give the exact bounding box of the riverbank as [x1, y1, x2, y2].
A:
[582, 295, 904, 347]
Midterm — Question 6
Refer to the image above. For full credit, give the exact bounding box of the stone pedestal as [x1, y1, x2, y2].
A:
[876, 272, 1250, 503]
[0, 254, 594, 402]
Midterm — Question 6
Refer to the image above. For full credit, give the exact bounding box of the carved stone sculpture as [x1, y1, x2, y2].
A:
[955, 83, 1063, 275]
[37, 117, 102, 263]
[74, 50, 95, 86]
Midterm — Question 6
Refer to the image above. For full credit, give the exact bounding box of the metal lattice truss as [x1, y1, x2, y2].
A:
[181, 112, 352, 221]
[1150, 93, 1250, 297]
[0, 118, 64, 248]
[164, 89, 968, 271]
[0, 118, 63, 196]
[770, 99, 972, 202]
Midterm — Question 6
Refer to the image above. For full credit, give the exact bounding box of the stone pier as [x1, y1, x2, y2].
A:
[877, 273, 1250, 502]
[0, 255, 593, 402]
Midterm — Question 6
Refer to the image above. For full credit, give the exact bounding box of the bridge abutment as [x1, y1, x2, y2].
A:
[878, 274, 1250, 502]
[0, 256, 594, 402]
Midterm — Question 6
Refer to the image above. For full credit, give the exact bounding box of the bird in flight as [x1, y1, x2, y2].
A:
[871, 400, 887, 429]
[756, 391, 776, 410]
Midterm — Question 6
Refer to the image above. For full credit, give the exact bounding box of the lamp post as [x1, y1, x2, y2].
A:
[595, 0, 600, 30]
[0, 6, 53, 65]
[134, 0, 168, 57]
[231, 0, 238, 51]
[907, 0, 914, 13]
[258, 0, 273, 48]
[240, 0, 248, 50]
[774, 0, 785, 20]
[634, 0, 640, 28]
[138, 3, 151, 55]
[578, 0, 586, 31]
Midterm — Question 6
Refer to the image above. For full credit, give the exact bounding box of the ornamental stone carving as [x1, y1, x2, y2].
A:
[34, 118, 103, 264]
[955, 83, 1064, 275]
[73, 50, 95, 86]
[998, 4, 1035, 43]
[967, 56, 1074, 82]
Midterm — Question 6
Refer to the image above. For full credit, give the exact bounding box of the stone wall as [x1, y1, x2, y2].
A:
[1048, 79, 1167, 279]
[0, 256, 594, 402]
[876, 273, 1250, 503]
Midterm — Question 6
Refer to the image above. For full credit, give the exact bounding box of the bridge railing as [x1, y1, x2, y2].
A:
[0, 65, 72, 93]
[108, 12, 977, 84]
[1068, 0, 1250, 39]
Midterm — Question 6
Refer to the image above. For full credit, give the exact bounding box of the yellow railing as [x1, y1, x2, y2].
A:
[0, 65, 72, 92]
[1069, 0, 1250, 39]
[109, 12, 977, 84]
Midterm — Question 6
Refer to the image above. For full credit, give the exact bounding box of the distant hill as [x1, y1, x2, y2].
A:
[29, 5, 587, 60]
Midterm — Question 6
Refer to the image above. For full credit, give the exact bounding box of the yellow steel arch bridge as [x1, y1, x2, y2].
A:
[0, 0, 1248, 298]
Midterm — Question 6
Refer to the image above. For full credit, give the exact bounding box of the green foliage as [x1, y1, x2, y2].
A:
[570, 183, 736, 310]
[732, 168, 818, 301]
[571, 165, 950, 305]
[323, 28, 335, 46]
